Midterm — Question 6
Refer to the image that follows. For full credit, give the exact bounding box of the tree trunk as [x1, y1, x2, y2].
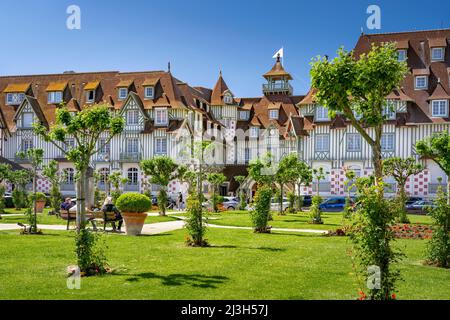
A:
[279, 183, 284, 215]
[32, 167, 37, 233]
[447, 179, 450, 206]
[76, 167, 88, 233]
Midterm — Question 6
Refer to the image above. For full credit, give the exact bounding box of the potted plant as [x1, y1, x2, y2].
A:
[115, 193, 152, 236]
[32, 192, 47, 213]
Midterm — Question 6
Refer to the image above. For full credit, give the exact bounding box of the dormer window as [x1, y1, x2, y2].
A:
[118, 88, 128, 100]
[48, 91, 63, 104]
[269, 109, 279, 120]
[155, 108, 168, 126]
[315, 105, 330, 121]
[431, 47, 445, 62]
[224, 95, 233, 104]
[239, 111, 249, 121]
[415, 76, 428, 90]
[144, 86, 154, 99]
[431, 100, 448, 117]
[397, 49, 407, 62]
[86, 90, 95, 103]
[6, 93, 25, 105]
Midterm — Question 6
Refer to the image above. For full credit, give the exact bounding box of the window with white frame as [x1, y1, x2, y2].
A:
[315, 134, 329, 152]
[144, 86, 154, 99]
[431, 100, 448, 117]
[98, 138, 110, 154]
[22, 112, 34, 128]
[224, 95, 233, 104]
[397, 49, 407, 62]
[118, 88, 128, 100]
[239, 111, 249, 120]
[381, 134, 395, 151]
[415, 76, 428, 90]
[383, 102, 396, 120]
[347, 134, 361, 152]
[127, 110, 139, 125]
[21, 138, 33, 152]
[269, 109, 279, 120]
[64, 138, 75, 151]
[126, 138, 139, 154]
[315, 105, 329, 121]
[431, 47, 445, 61]
[86, 90, 95, 103]
[155, 138, 167, 155]
[6, 93, 25, 105]
[64, 168, 75, 185]
[250, 126, 259, 138]
[48, 91, 63, 104]
[127, 168, 139, 185]
[98, 168, 109, 186]
[155, 108, 168, 126]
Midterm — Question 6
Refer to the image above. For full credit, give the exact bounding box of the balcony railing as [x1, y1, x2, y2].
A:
[429, 183, 447, 194]
[119, 153, 142, 162]
[124, 184, 139, 192]
[262, 83, 293, 94]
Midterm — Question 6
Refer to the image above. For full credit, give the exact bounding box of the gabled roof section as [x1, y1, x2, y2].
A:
[142, 77, 160, 87]
[427, 82, 450, 101]
[116, 79, 134, 88]
[66, 98, 81, 112]
[386, 88, 414, 102]
[84, 81, 100, 91]
[3, 83, 31, 93]
[120, 92, 149, 120]
[298, 88, 317, 105]
[211, 71, 231, 105]
[14, 96, 48, 129]
[428, 38, 448, 47]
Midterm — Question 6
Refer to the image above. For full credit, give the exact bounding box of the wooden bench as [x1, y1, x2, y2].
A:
[90, 211, 122, 232]
[59, 210, 77, 230]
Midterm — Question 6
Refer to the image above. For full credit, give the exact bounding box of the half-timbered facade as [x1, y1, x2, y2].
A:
[0, 28, 449, 199]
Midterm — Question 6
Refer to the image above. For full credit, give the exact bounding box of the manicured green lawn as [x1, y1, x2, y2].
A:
[0, 227, 448, 300]
[199, 211, 433, 231]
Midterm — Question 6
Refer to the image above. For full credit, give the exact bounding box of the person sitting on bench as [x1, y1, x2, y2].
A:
[102, 197, 123, 232]
[61, 198, 74, 211]
[64, 199, 98, 231]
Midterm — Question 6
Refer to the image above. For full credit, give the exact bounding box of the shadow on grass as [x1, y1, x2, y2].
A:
[209, 245, 286, 252]
[125, 272, 229, 288]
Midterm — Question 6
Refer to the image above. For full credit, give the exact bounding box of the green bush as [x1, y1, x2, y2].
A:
[310, 195, 323, 224]
[250, 185, 272, 233]
[185, 191, 208, 247]
[115, 193, 152, 213]
[287, 191, 296, 214]
[426, 185, 450, 268]
[0, 186, 6, 214]
[29, 192, 47, 202]
[12, 189, 28, 210]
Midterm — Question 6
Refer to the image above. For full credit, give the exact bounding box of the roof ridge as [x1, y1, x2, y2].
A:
[0, 70, 167, 79]
[364, 28, 450, 37]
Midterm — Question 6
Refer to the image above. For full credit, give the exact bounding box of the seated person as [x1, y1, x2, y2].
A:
[61, 198, 74, 211]
[66, 199, 98, 231]
[102, 197, 123, 232]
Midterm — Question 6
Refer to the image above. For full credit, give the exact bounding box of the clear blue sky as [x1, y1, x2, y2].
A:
[0, 0, 449, 97]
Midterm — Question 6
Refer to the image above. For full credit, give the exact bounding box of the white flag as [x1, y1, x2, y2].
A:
[273, 47, 284, 59]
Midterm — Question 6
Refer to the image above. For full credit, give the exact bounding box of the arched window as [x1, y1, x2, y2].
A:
[63, 168, 75, 185]
[127, 168, 139, 186]
[98, 168, 110, 186]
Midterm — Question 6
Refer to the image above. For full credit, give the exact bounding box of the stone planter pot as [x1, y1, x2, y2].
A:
[35, 200, 46, 213]
[122, 212, 147, 236]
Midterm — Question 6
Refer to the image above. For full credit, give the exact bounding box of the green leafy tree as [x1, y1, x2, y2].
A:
[383, 157, 424, 223]
[0, 164, 12, 214]
[276, 154, 301, 215]
[295, 161, 312, 212]
[9, 170, 31, 210]
[16, 148, 44, 233]
[207, 172, 226, 213]
[108, 171, 128, 203]
[343, 168, 356, 221]
[42, 160, 63, 215]
[234, 175, 247, 210]
[34, 104, 124, 273]
[416, 132, 450, 204]
[311, 43, 408, 300]
[141, 156, 181, 216]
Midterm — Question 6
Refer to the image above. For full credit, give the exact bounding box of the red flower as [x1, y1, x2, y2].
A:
[391, 293, 397, 300]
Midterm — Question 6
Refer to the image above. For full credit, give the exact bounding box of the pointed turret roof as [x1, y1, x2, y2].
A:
[263, 55, 293, 80]
[211, 71, 231, 105]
